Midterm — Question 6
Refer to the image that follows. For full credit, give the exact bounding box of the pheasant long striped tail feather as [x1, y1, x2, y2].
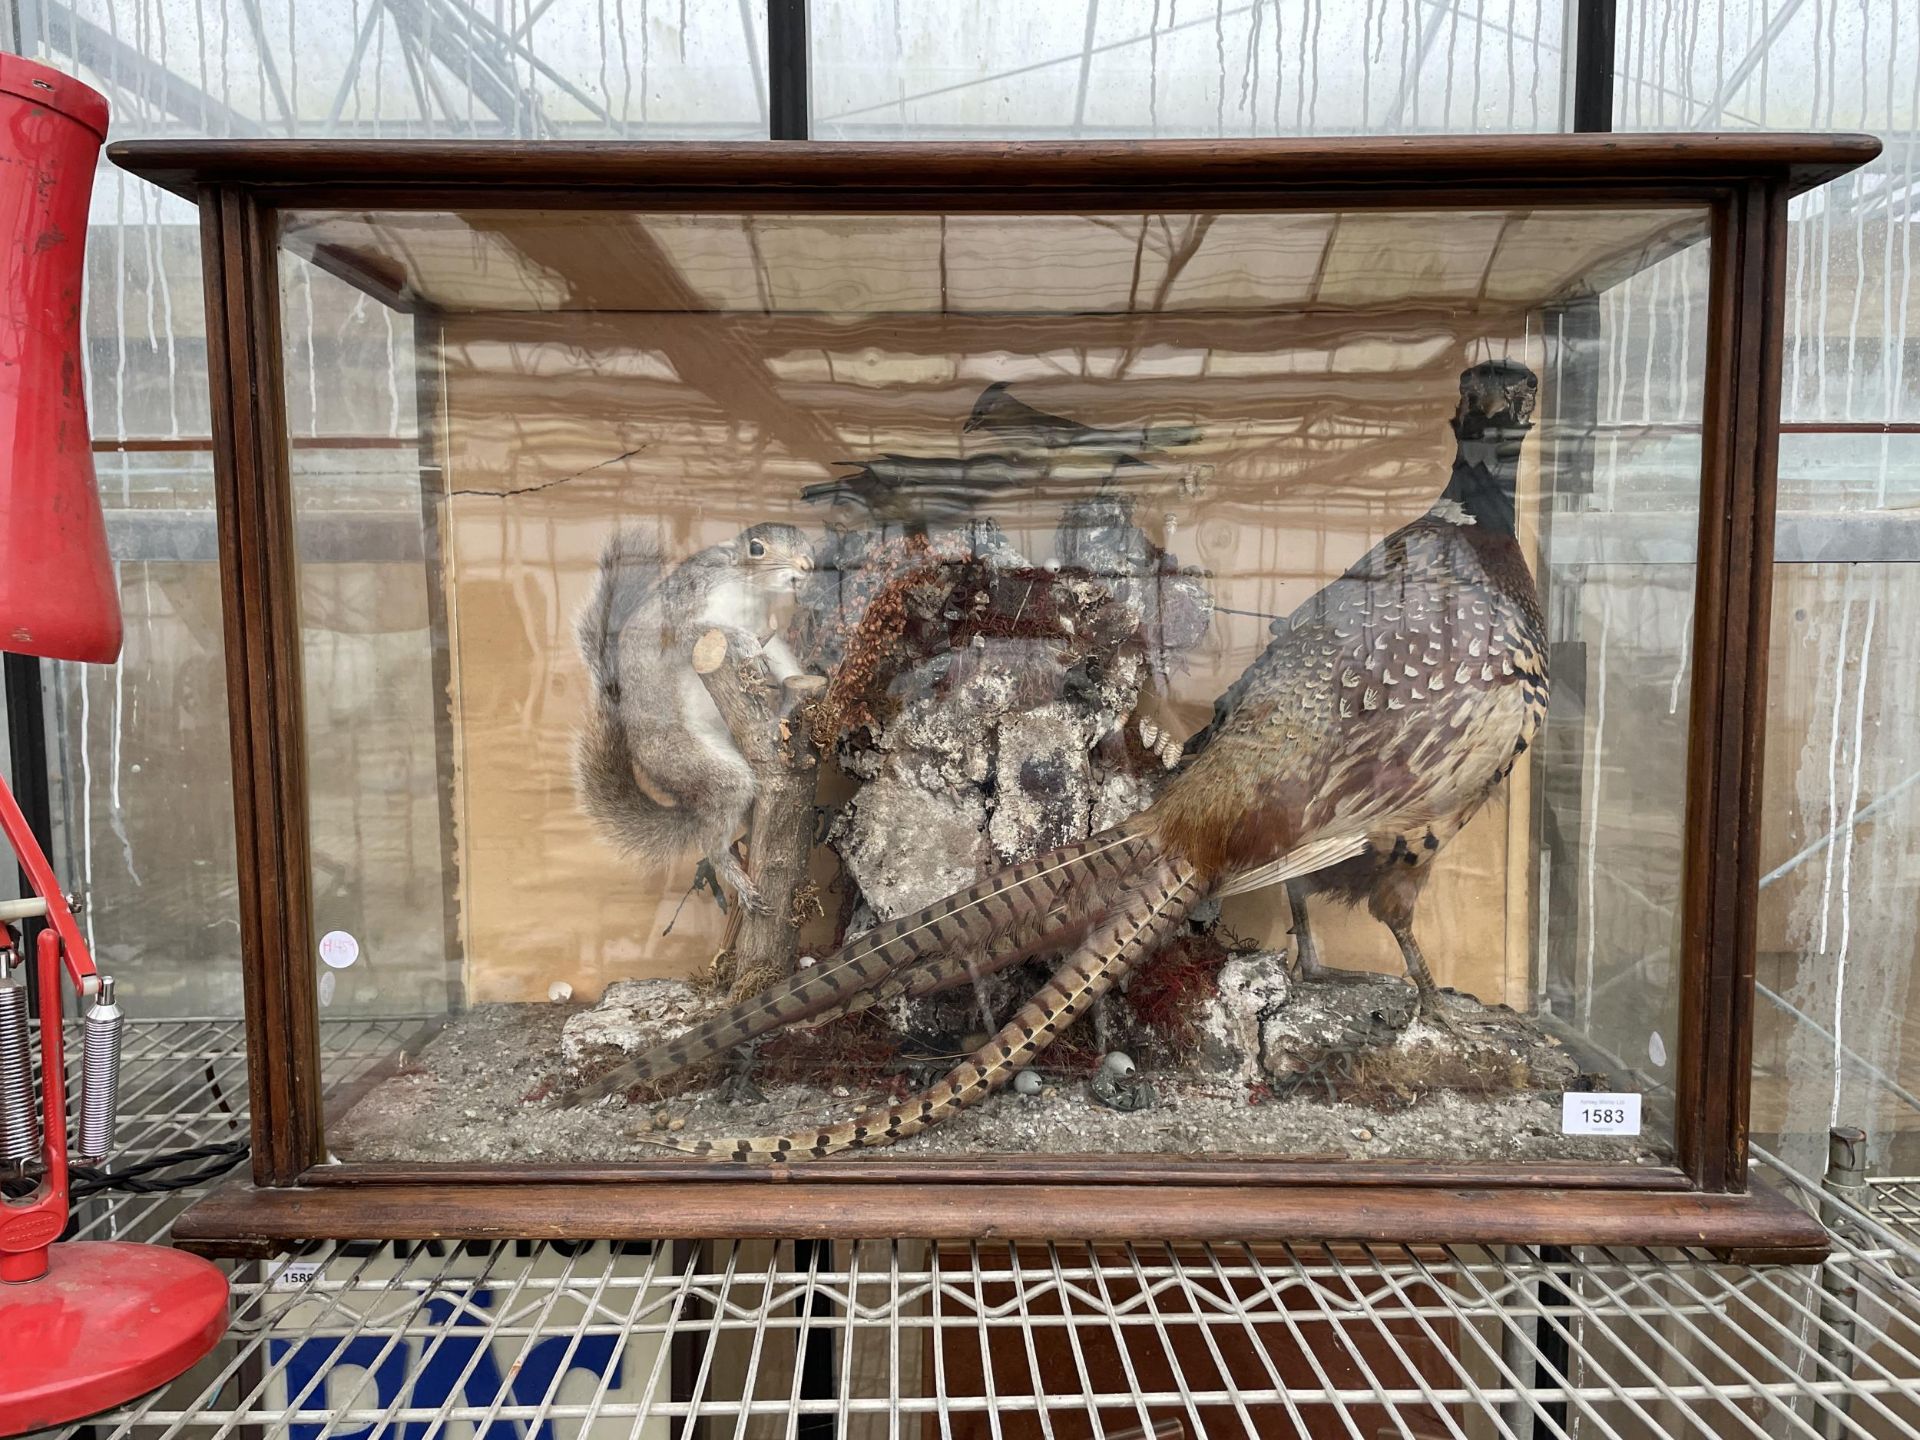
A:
[656, 854, 1204, 1162]
[559, 825, 1160, 1107]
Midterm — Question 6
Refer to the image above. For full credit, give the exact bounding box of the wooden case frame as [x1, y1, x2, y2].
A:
[108, 134, 1880, 1261]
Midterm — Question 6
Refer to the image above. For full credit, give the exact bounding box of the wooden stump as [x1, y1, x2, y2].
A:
[691, 627, 825, 985]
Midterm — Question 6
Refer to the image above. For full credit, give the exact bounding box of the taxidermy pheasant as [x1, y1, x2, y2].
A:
[1180, 358, 1544, 1009]
[561, 361, 1548, 1163]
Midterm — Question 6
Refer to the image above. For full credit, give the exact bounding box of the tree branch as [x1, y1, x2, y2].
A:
[691, 628, 826, 985]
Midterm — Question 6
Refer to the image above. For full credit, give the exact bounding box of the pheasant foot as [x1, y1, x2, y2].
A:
[1413, 984, 1506, 1039]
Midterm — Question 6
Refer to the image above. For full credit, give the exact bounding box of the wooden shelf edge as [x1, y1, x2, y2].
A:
[298, 1158, 1695, 1189]
[108, 134, 1883, 203]
[169, 1177, 1827, 1265]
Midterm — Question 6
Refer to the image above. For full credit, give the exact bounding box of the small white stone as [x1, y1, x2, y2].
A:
[1013, 1070, 1043, 1095]
[547, 980, 574, 1003]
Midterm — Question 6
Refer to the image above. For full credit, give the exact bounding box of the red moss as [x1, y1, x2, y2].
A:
[1031, 1030, 1105, 1079]
[809, 535, 948, 741]
[756, 1013, 906, 1089]
[1124, 927, 1239, 1058]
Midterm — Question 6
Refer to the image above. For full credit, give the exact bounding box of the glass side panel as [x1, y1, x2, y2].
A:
[280, 205, 1709, 1170]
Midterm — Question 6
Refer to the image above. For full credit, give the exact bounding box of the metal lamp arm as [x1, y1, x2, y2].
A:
[0, 771, 98, 993]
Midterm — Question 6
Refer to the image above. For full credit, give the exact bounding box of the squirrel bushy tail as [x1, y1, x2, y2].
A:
[574, 682, 708, 859]
[578, 527, 660, 691]
[573, 529, 710, 860]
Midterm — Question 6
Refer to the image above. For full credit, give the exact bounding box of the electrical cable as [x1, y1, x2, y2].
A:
[64, 1139, 250, 1197]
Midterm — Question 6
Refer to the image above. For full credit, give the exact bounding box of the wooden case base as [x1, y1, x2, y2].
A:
[170, 1178, 1828, 1265]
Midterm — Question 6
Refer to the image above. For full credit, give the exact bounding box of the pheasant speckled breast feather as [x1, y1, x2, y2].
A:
[1175, 483, 1548, 900]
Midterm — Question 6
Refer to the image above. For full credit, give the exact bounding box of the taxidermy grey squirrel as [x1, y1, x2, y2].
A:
[574, 522, 814, 910]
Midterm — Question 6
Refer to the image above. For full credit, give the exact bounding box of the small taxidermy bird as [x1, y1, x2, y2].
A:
[801, 450, 1154, 526]
[562, 361, 1547, 1165]
[574, 522, 814, 911]
[802, 384, 1201, 526]
[965, 381, 1202, 456]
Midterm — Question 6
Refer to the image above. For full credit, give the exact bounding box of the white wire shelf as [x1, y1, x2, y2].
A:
[57, 1013, 424, 1247]
[32, 1017, 1920, 1440]
[1873, 1177, 1920, 1254]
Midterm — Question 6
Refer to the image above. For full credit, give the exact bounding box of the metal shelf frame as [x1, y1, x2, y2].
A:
[23, 1016, 1920, 1440]
[1875, 1176, 1920, 1252]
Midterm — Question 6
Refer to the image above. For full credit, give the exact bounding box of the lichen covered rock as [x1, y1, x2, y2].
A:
[989, 703, 1097, 861]
[560, 978, 711, 1067]
[830, 773, 989, 920]
[1194, 952, 1294, 1080]
[819, 513, 1208, 907]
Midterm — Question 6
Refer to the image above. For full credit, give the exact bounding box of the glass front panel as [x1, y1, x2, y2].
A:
[279, 203, 1709, 1171]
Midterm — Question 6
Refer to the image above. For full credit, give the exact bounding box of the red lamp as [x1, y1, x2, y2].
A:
[0, 54, 229, 1436]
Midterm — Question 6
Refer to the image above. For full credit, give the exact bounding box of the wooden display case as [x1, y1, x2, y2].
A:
[108, 134, 1878, 1260]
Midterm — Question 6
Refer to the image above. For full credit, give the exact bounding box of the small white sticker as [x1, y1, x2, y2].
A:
[318, 930, 360, 970]
[1562, 1092, 1642, 1136]
[317, 969, 336, 1007]
[271, 1259, 322, 1291]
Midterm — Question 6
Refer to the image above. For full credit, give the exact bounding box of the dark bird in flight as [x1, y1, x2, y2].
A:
[802, 450, 1155, 526]
[964, 381, 1202, 455]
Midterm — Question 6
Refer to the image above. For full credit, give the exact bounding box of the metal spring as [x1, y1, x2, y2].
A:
[0, 977, 37, 1163]
[79, 975, 121, 1162]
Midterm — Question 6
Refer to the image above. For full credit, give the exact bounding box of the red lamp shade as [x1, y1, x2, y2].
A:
[0, 54, 120, 664]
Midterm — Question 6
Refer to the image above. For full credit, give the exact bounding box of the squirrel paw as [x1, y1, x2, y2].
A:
[713, 857, 772, 916]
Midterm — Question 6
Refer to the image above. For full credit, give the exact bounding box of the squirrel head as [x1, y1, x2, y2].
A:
[725, 522, 814, 591]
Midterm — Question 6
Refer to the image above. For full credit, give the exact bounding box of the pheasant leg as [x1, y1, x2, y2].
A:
[1286, 878, 1330, 980]
[1384, 916, 1497, 1037]
[1288, 881, 1403, 991]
